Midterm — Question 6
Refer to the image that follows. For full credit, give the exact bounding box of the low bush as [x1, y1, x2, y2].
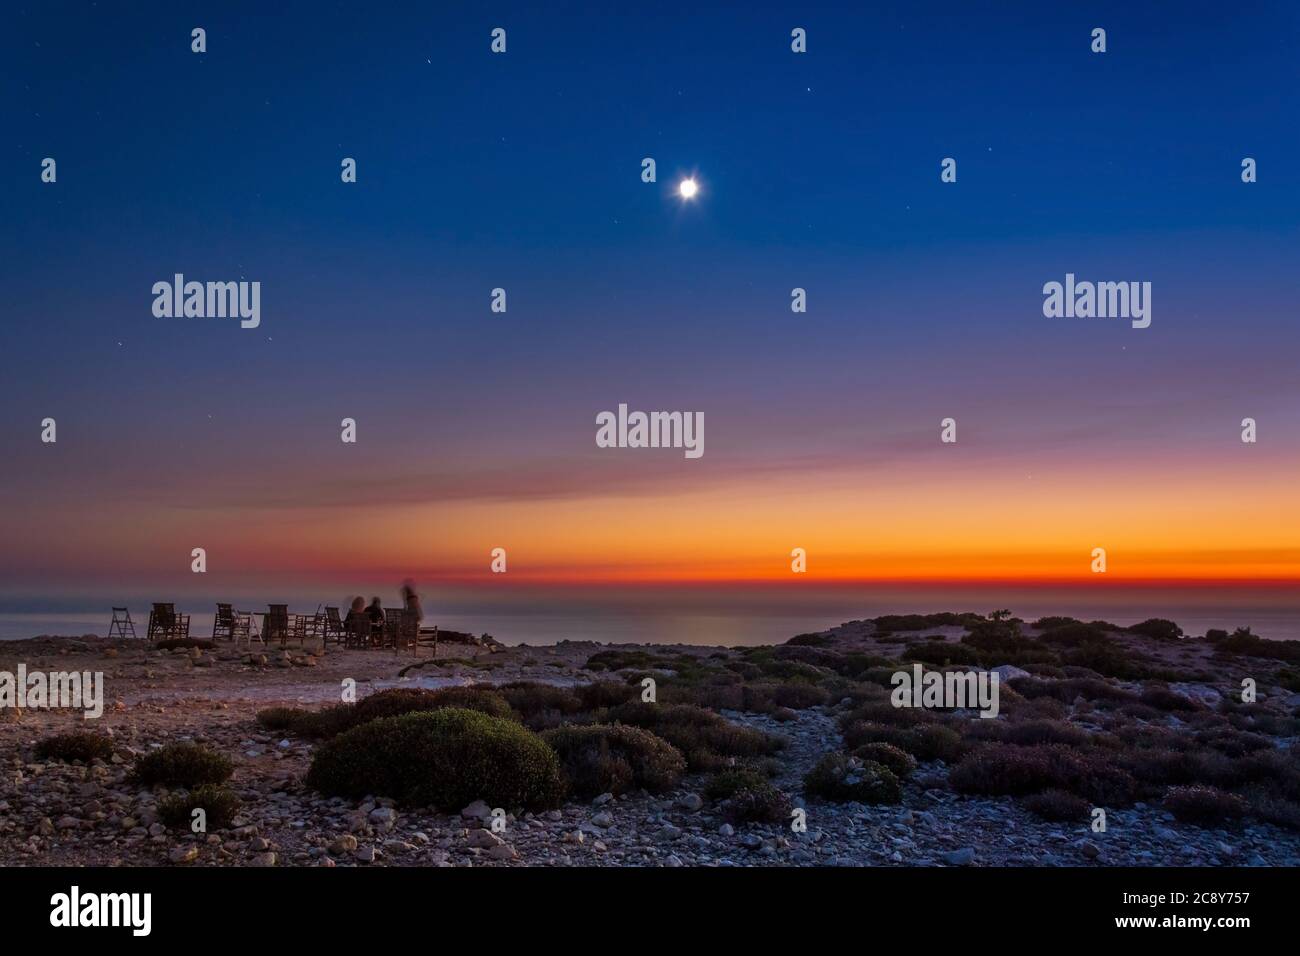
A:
[849, 742, 917, 778]
[158, 785, 242, 830]
[34, 732, 115, 763]
[255, 707, 303, 731]
[352, 686, 515, 726]
[962, 718, 1093, 748]
[1022, 789, 1089, 822]
[842, 721, 965, 762]
[608, 702, 783, 770]
[949, 743, 1137, 805]
[786, 633, 832, 647]
[1139, 686, 1201, 712]
[540, 724, 684, 797]
[803, 754, 902, 804]
[1127, 619, 1183, 641]
[1162, 785, 1246, 826]
[306, 708, 564, 810]
[498, 682, 585, 729]
[704, 769, 792, 823]
[903, 642, 981, 666]
[132, 742, 233, 788]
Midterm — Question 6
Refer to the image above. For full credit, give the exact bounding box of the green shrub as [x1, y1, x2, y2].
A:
[353, 686, 514, 726]
[290, 704, 358, 739]
[903, 642, 981, 666]
[1022, 789, 1089, 822]
[842, 721, 965, 762]
[803, 754, 902, 804]
[306, 708, 563, 810]
[499, 682, 584, 728]
[540, 724, 684, 797]
[705, 769, 792, 823]
[1139, 686, 1201, 712]
[963, 718, 1093, 748]
[849, 742, 917, 778]
[949, 743, 1137, 805]
[609, 702, 783, 770]
[158, 785, 242, 830]
[34, 732, 114, 763]
[1036, 623, 1112, 646]
[132, 742, 233, 788]
[1127, 619, 1183, 641]
[786, 633, 832, 647]
[255, 707, 303, 731]
[574, 680, 639, 710]
[1163, 785, 1246, 826]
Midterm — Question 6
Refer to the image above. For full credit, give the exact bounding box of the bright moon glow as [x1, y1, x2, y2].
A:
[678, 178, 698, 199]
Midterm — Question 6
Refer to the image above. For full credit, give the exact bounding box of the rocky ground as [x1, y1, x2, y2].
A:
[2, 623, 1298, 867]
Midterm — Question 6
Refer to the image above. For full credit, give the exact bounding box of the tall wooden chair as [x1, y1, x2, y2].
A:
[212, 603, 235, 641]
[107, 607, 138, 640]
[397, 609, 419, 653]
[382, 609, 404, 650]
[323, 607, 346, 645]
[147, 603, 189, 641]
[232, 610, 262, 648]
[264, 605, 290, 647]
[345, 614, 370, 650]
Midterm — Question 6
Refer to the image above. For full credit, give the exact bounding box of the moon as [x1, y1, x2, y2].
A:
[678, 178, 699, 199]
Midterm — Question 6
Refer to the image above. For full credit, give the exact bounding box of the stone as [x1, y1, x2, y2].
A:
[677, 793, 703, 812]
[718, 823, 735, 837]
[368, 807, 397, 828]
[941, 847, 975, 866]
[168, 846, 199, 864]
[591, 811, 614, 828]
[250, 851, 277, 867]
[466, 828, 503, 849]
[461, 800, 492, 823]
[485, 843, 518, 861]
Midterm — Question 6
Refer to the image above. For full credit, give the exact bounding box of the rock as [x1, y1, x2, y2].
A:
[991, 664, 1031, 681]
[718, 823, 735, 837]
[739, 834, 762, 849]
[55, 815, 81, 830]
[461, 800, 492, 823]
[1170, 683, 1222, 708]
[677, 793, 703, 812]
[665, 855, 683, 867]
[250, 851, 277, 867]
[941, 847, 975, 866]
[368, 807, 397, 829]
[249, 836, 270, 852]
[592, 793, 614, 806]
[353, 846, 378, 863]
[655, 824, 682, 842]
[485, 843, 518, 861]
[591, 811, 614, 828]
[1078, 840, 1101, 860]
[328, 834, 359, 856]
[466, 828, 503, 849]
[168, 846, 199, 864]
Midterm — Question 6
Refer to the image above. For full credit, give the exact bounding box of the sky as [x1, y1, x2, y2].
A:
[1, 2, 1298, 627]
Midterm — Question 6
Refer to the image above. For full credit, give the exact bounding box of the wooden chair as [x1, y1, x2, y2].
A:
[147, 603, 190, 641]
[345, 614, 371, 649]
[415, 625, 439, 657]
[323, 607, 346, 645]
[382, 609, 404, 650]
[303, 608, 325, 644]
[263, 605, 290, 647]
[232, 610, 262, 647]
[107, 607, 138, 640]
[212, 603, 235, 641]
[397, 609, 419, 653]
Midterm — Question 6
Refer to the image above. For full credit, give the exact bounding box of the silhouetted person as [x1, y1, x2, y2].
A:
[401, 579, 424, 625]
[343, 596, 366, 626]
